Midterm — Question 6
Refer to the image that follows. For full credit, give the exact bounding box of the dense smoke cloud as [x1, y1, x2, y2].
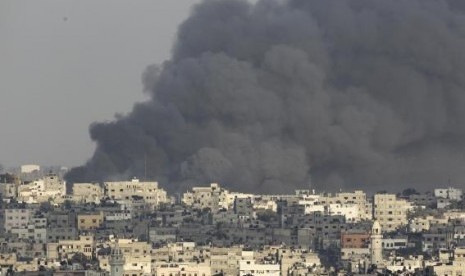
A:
[66, 0, 465, 193]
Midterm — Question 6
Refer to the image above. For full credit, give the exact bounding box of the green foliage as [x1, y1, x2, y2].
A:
[256, 209, 278, 222]
[402, 188, 419, 197]
[39, 201, 53, 213]
[63, 200, 72, 209]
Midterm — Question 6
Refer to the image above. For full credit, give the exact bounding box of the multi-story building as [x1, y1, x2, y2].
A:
[278, 248, 321, 276]
[429, 261, 465, 276]
[233, 197, 254, 216]
[328, 203, 360, 222]
[409, 193, 437, 208]
[409, 216, 449, 233]
[99, 239, 152, 275]
[46, 235, 95, 260]
[4, 209, 31, 232]
[17, 173, 65, 203]
[434, 188, 463, 201]
[77, 212, 104, 231]
[154, 262, 211, 276]
[182, 183, 230, 212]
[0, 183, 17, 199]
[210, 246, 242, 275]
[11, 224, 47, 243]
[104, 178, 168, 209]
[20, 165, 40, 174]
[319, 190, 372, 221]
[382, 237, 408, 250]
[72, 183, 104, 204]
[239, 260, 280, 276]
[422, 231, 453, 252]
[47, 212, 77, 228]
[373, 194, 411, 232]
[47, 227, 78, 242]
[341, 232, 370, 248]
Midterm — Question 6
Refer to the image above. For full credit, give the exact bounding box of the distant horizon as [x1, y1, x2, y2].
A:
[5, 0, 465, 194]
[2, 163, 463, 195]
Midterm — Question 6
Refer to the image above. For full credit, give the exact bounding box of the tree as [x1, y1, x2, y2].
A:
[63, 200, 72, 210]
[70, 252, 89, 268]
[448, 199, 465, 210]
[402, 188, 419, 197]
[39, 201, 53, 213]
[257, 209, 278, 222]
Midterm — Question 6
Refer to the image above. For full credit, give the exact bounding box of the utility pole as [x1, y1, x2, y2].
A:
[144, 153, 147, 181]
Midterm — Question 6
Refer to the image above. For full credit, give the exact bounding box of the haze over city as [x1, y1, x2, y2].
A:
[4, 0, 465, 193]
[3, 2, 465, 276]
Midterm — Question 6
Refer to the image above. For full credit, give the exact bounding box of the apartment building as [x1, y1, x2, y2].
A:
[17, 174, 65, 204]
[373, 194, 411, 232]
[434, 188, 463, 201]
[104, 178, 168, 208]
[77, 212, 104, 231]
[182, 183, 230, 212]
[4, 209, 31, 232]
[154, 262, 211, 276]
[46, 235, 95, 260]
[239, 260, 280, 276]
[319, 190, 372, 221]
[0, 183, 17, 199]
[210, 246, 242, 276]
[72, 183, 104, 204]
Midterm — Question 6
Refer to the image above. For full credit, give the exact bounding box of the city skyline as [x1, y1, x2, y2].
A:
[4, 0, 465, 193]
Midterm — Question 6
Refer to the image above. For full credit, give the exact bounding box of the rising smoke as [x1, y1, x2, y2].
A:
[66, 0, 465, 193]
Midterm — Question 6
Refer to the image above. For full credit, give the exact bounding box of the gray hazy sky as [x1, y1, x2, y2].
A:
[0, 0, 200, 168]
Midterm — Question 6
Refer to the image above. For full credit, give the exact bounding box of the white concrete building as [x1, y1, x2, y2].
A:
[430, 261, 465, 276]
[104, 178, 168, 208]
[17, 174, 65, 203]
[437, 198, 452, 209]
[73, 183, 104, 204]
[20, 164, 40, 174]
[328, 203, 360, 222]
[384, 256, 424, 274]
[434, 188, 463, 201]
[182, 183, 230, 212]
[0, 183, 17, 199]
[279, 248, 321, 276]
[319, 190, 372, 220]
[382, 237, 408, 250]
[4, 209, 31, 232]
[253, 198, 278, 212]
[106, 212, 131, 222]
[373, 194, 411, 232]
[46, 235, 95, 260]
[154, 263, 211, 276]
[297, 194, 323, 214]
[409, 216, 448, 233]
[239, 260, 280, 276]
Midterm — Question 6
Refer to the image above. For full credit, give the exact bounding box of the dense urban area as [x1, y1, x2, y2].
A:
[1, 165, 465, 276]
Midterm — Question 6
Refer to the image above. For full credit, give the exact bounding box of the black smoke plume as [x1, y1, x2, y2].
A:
[66, 0, 465, 193]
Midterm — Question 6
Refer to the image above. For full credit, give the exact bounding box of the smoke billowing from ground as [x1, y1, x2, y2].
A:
[66, 0, 465, 193]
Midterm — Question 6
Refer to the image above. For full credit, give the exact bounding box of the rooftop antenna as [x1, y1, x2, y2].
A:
[144, 153, 147, 181]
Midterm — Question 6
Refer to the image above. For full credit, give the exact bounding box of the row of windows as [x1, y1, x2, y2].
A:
[79, 219, 101, 224]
